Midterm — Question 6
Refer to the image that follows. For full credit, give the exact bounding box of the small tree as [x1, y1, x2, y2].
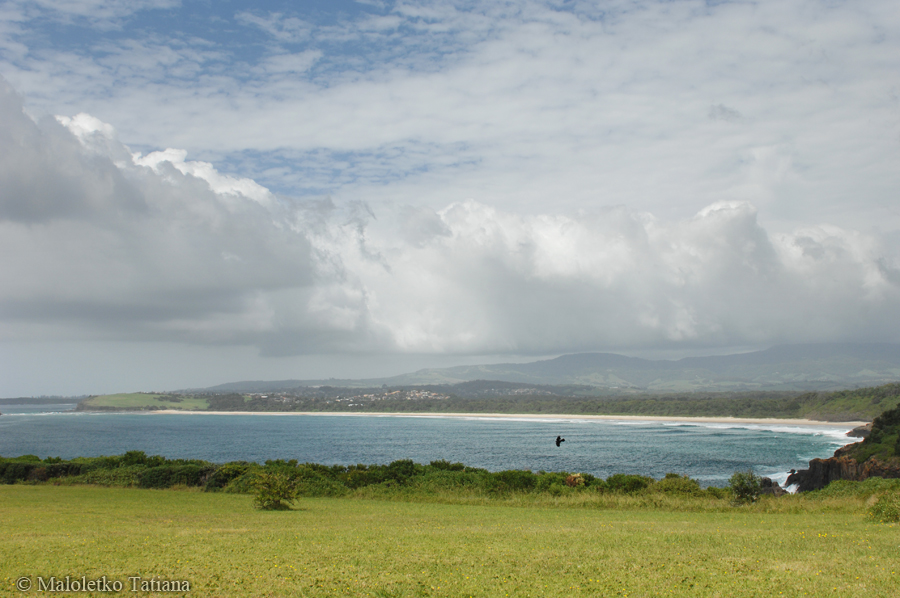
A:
[252, 471, 299, 510]
[728, 470, 762, 505]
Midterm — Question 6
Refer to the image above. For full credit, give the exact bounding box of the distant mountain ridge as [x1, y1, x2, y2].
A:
[196, 343, 900, 393]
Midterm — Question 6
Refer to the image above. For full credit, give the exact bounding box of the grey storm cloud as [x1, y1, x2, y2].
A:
[0, 77, 318, 348]
[1, 76, 899, 360]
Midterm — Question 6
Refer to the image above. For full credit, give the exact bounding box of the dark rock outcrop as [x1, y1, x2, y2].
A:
[759, 477, 787, 496]
[846, 423, 873, 438]
[788, 403, 900, 491]
[785, 456, 900, 492]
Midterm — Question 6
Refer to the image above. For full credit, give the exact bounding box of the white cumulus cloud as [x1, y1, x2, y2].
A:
[1, 74, 899, 391]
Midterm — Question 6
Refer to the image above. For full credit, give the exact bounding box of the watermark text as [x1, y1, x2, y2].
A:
[15, 575, 190, 593]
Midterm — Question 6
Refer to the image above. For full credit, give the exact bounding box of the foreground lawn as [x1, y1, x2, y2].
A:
[1, 486, 897, 597]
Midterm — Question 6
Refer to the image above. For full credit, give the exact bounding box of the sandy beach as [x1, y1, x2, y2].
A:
[150, 410, 867, 427]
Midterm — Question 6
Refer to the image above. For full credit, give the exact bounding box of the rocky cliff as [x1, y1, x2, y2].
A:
[785, 455, 900, 492]
[786, 402, 900, 492]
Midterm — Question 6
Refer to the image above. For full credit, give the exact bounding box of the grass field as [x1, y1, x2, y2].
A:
[78, 393, 209, 411]
[2, 485, 897, 597]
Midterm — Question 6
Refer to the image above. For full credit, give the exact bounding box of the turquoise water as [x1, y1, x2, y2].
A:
[0, 405, 854, 487]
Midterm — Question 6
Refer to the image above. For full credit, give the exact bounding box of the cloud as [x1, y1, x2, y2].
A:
[339, 199, 900, 354]
[14, 0, 179, 20]
[5, 0, 895, 238]
[2, 0, 900, 388]
[2, 74, 899, 362]
[0, 78, 317, 349]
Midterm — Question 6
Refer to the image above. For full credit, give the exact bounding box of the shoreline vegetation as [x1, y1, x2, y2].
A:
[73, 381, 900, 422]
[149, 409, 868, 426]
[1, 444, 896, 502]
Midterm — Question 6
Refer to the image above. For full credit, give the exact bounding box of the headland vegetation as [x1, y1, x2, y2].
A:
[75, 382, 900, 422]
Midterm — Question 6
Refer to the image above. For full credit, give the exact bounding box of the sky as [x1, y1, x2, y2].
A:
[1, 0, 899, 396]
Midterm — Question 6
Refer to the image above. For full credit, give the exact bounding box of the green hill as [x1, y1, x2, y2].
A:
[76, 383, 900, 422]
[199, 343, 900, 393]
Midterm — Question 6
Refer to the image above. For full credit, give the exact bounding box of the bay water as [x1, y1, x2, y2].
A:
[0, 404, 856, 487]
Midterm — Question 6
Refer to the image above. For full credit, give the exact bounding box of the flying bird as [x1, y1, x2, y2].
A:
[555, 435, 565, 447]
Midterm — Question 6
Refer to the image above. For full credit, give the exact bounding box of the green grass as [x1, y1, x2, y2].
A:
[2, 485, 898, 597]
[79, 393, 209, 411]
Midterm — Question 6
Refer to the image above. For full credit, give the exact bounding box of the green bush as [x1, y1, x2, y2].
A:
[493, 470, 538, 493]
[384, 459, 421, 483]
[120, 450, 149, 467]
[606, 474, 654, 494]
[252, 471, 299, 510]
[342, 465, 387, 489]
[138, 465, 213, 489]
[205, 462, 253, 491]
[429, 460, 466, 471]
[292, 466, 349, 497]
[653, 474, 703, 496]
[222, 470, 261, 494]
[867, 492, 900, 523]
[0, 461, 38, 484]
[729, 470, 762, 505]
[704, 486, 729, 499]
[414, 469, 489, 494]
[67, 465, 145, 487]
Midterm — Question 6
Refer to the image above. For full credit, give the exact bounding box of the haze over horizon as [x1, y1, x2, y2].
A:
[2, 1, 899, 396]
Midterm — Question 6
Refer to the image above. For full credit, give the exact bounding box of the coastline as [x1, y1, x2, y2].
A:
[149, 410, 867, 427]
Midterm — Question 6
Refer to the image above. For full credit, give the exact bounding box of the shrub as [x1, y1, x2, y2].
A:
[120, 450, 149, 467]
[138, 465, 212, 489]
[565, 474, 585, 488]
[205, 462, 253, 491]
[493, 470, 538, 492]
[0, 461, 39, 484]
[292, 466, 349, 497]
[532, 472, 567, 492]
[252, 471, 299, 510]
[653, 474, 703, 496]
[867, 493, 900, 523]
[704, 486, 729, 499]
[415, 469, 487, 494]
[429, 460, 466, 472]
[606, 474, 653, 494]
[26, 467, 49, 482]
[384, 459, 421, 483]
[69, 465, 145, 487]
[343, 465, 386, 489]
[729, 470, 762, 505]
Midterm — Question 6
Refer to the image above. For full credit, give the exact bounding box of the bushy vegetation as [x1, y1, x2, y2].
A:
[5, 449, 898, 516]
[1, 452, 734, 504]
[841, 401, 900, 462]
[0, 452, 213, 487]
[728, 470, 762, 505]
[251, 471, 300, 510]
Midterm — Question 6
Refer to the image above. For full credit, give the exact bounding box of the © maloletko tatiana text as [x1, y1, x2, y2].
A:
[31, 575, 190, 592]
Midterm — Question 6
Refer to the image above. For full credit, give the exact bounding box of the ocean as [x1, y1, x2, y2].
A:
[0, 404, 856, 488]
